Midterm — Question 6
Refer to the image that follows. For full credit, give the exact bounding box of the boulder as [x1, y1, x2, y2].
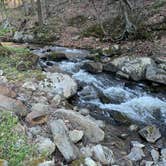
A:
[127, 147, 145, 161]
[139, 125, 161, 143]
[82, 62, 103, 73]
[103, 63, 118, 73]
[54, 109, 105, 143]
[26, 110, 48, 126]
[146, 65, 166, 85]
[22, 81, 37, 91]
[150, 149, 159, 162]
[85, 157, 97, 166]
[92, 144, 114, 165]
[39, 72, 77, 99]
[69, 130, 84, 143]
[0, 95, 27, 116]
[112, 56, 154, 81]
[0, 84, 16, 98]
[49, 52, 67, 61]
[50, 119, 79, 161]
[36, 137, 55, 156]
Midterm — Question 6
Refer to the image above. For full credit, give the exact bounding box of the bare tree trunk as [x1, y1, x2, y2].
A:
[89, 0, 107, 37]
[22, 0, 29, 16]
[30, 0, 35, 15]
[44, 0, 49, 18]
[117, 0, 136, 40]
[37, 0, 44, 26]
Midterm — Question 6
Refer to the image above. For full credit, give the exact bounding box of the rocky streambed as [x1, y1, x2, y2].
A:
[0, 43, 166, 165]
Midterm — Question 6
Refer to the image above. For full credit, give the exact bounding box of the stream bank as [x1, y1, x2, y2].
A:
[0, 42, 166, 165]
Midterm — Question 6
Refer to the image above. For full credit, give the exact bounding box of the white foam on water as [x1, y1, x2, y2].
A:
[103, 87, 137, 102]
[73, 70, 103, 86]
[93, 96, 166, 122]
[58, 61, 80, 73]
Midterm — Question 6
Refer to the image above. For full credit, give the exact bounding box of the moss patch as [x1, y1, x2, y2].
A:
[0, 46, 45, 82]
[0, 112, 35, 166]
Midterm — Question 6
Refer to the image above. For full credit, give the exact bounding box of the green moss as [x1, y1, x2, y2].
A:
[71, 157, 85, 166]
[0, 28, 10, 37]
[0, 112, 35, 166]
[0, 46, 44, 82]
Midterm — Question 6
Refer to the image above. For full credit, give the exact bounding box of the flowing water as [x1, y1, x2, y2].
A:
[32, 45, 166, 127]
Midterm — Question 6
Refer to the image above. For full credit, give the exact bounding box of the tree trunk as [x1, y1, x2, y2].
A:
[37, 0, 43, 26]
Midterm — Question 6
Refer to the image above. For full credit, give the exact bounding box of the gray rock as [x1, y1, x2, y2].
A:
[29, 126, 43, 136]
[22, 81, 37, 91]
[31, 103, 49, 113]
[103, 63, 118, 73]
[37, 137, 55, 156]
[69, 130, 84, 143]
[38, 161, 54, 166]
[39, 72, 77, 98]
[0, 95, 27, 116]
[50, 119, 79, 161]
[131, 141, 145, 148]
[129, 124, 139, 132]
[85, 157, 97, 166]
[161, 149, 166, 161]
[151, 149, 159, 162]
[127, 146, 145, 161]
[146, 65, 166, 85]
[92, 144, 114, 165]
[13, 31, 24, 41]
[82, 62, 103, 74]
[139, 125, 161, 143]
[54, 109, 105, 143]
[79, 108, 89, 116]
[80, 146, 92, 158]
[112, 56, 154, 81]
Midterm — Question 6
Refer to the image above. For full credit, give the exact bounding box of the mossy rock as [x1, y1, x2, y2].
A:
[71, 157, 85, 166]
[49, 52, 67, 61]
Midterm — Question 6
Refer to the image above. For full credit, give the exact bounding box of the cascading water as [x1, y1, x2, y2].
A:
[34, 46, 166, 125]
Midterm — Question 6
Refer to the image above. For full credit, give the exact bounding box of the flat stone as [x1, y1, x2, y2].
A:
[127, 147, 145, 161]
[139, 125, 161, 143]
[151, 149, 159, 162]
[80, 146, 92, 158]
[37, 137, 55, 156]
[54, 109, 105, 143]
[0, 94, 27, 116]
[50, 119, 79, 161]
[69, 130, 84, 143]
[92, 144, 114, 165]
[26, 111, 48, 126]
[22, 81, 37, 91]
[85, 157, 97, 166]
[0, 84, 16, 98]
[39, 72, 77, 99]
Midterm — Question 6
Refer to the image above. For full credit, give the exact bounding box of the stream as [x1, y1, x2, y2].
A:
[31, 45, 166, 128]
